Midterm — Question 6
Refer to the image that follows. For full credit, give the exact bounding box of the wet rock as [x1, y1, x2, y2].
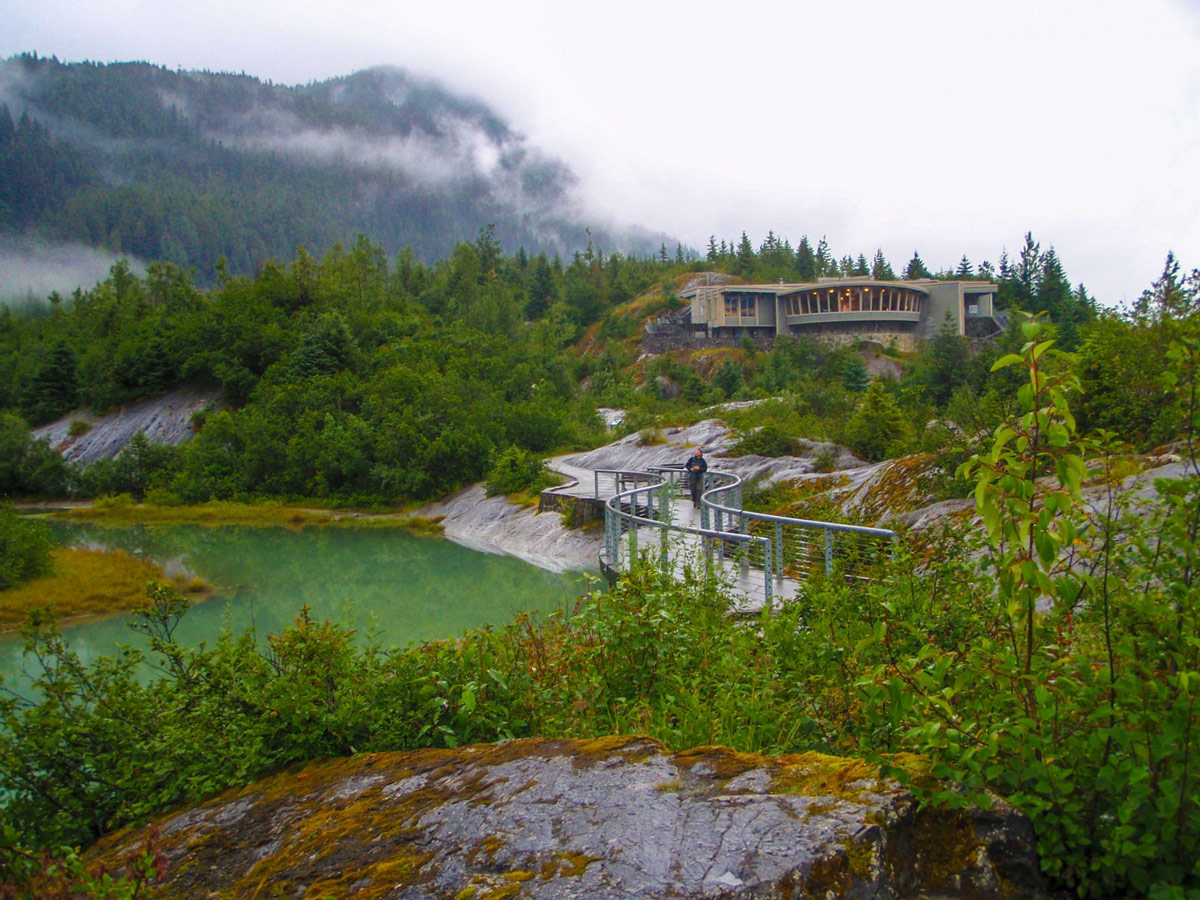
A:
[89, 737, 1044, 900]
[31, 385, 221, 464]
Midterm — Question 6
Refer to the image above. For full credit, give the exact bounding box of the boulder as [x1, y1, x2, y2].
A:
[89, 736, 1045, 899]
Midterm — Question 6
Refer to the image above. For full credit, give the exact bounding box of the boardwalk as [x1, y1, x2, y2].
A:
[544, 463, 895, 615]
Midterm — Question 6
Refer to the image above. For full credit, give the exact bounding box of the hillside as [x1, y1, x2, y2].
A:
[0, 53, 665, 283]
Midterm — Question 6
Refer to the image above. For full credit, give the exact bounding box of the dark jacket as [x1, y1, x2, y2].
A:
[684, 454, 708, 479]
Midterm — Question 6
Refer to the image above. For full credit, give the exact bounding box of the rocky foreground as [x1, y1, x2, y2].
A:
[89, 736, 1045, 900]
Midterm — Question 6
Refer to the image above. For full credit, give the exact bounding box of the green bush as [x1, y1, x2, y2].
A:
[730, 423, 805, 457]
[842, 381, 913, 461]
[0, 504, 52, 591]
[483, 447, 556, 497]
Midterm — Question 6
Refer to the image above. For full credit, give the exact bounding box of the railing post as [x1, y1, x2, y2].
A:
[774, 522, 783, 578]
[763, 539, 773, 608]
[595, 471, 600, 499]
[824, 528, 834, 576]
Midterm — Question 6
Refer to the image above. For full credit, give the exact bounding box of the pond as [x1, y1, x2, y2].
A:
[0, 523, 593, 696]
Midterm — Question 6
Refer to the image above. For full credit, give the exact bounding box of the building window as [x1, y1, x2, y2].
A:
[741, 295, 756, 318]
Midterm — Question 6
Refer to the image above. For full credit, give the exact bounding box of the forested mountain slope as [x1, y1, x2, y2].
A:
[0, 53, 662, 279]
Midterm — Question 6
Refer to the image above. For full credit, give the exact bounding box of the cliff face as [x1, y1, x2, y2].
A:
[89, 736, 1045, 900]
[30, 385, 219, 464]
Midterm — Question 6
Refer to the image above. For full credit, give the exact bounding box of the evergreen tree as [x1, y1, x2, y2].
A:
[706, 235, 718, 263]
[843, 380, 912, 462]
[1134, 252, 1191, 322]
[1036, 247, 1072, 322]
[871, 249, 895, 280]
[26, 342, 78, 424]
[956, 255, 974, 278]
[842, 355, 870, 392]
[815, 237, 834, 278]
[734, 233, 756, 277]
[904, 251, 932, 279]
[795, 236, 817, 282]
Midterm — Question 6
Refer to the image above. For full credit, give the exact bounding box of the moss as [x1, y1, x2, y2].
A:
[454, 888, 479, 900]
[654, 779, 683, 793]
[770, 751, 884, 800]
[796, 851, 852, 899]
[673, 744, 768, 781]
[502, 870, 535, 882]
[905, 808, 981, 890]
[549, 852, 598, 878]
[842, 836, 876, 877]
[566, 734, 659, 770]
[477, 885, 522, 900]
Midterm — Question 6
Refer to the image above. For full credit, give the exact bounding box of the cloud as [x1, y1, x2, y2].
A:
[0, 237, 143, 304]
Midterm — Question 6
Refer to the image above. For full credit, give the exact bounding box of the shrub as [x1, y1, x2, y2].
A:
[842, 381, 913, 461]
[484, 447, 556, 497]
[67, 418, 92, 438]
[0, 504, 52, 591]
[730, 423, 804, 458]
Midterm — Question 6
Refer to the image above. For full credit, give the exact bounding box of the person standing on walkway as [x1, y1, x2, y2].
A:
[684, 448, 707, 509]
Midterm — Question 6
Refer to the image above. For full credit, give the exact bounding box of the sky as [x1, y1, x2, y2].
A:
[5, 0, 1200, 305]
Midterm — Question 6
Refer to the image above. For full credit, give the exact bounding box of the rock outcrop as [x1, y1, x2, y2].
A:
[31, 385, 220, 463]
[89, 736, 1045, 900]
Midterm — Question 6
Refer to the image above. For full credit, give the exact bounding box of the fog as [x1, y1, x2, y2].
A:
[3, 0, 1199, 301]
[0, 238, 142, 305]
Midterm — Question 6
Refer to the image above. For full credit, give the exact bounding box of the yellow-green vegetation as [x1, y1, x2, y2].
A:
[55, 499, 444, 535]
[770, 752, 883, 799]
[0, 547, 209, 631]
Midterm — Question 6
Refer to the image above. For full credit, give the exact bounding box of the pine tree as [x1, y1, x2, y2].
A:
[1036, 247, 1071, 321]
[871, 249, 895, 280]
[815, 237, 834, 278]
[734, 232, 756, 277]
[706, 235, 718, 263]
[904, 251, 931, 279]
[956, 255, 974, 278]
[795, 236, 817, 282]
[853, 254, 869, 277]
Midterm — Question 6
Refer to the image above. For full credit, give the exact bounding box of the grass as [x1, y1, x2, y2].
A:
[55, 500, 445, 535]
[0, 547, 211, 632]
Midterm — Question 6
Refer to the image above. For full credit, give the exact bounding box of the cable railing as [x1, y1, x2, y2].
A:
[600, 463, 897, 607]
[703, 477, 896, 583]
[601, 468, 775, 603]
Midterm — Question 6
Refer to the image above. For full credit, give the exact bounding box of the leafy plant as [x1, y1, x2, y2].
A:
[0, 504, 51, 591]
[484, 447, 557, 497]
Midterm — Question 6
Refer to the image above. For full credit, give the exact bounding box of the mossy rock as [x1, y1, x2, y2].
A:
[86, 736, 1045, 899]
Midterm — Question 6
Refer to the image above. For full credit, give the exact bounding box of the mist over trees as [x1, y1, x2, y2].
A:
[0, 53, 667, 282]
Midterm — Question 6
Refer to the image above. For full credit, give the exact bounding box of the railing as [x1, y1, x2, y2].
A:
[602, 469, 775, 603]
[601, 463, 897, 606]
[704, 477, 895, 582]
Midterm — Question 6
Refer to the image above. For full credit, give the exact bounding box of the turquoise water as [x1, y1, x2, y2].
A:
[0, 523, 592, 696]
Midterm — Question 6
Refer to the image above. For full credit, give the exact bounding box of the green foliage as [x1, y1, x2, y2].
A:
[729, 423, 805, 458]
[0, 412, 71, 498]
[484, 447, 556, 497]
[842, 381, 913, 462]
[856, 315, 1200, 898]
[0, 503, 52, 591]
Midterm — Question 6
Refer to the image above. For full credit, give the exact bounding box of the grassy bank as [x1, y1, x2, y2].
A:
[0, 547, 209, 632]
[54, 498, 445, 535]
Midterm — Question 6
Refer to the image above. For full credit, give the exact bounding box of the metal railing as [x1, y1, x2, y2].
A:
[601, 463, 897, 605]
[602, 468, 775, 603]
[704, 477, 895, 582]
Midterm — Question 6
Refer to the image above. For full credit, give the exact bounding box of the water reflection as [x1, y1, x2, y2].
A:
[1, 523, 591, 696]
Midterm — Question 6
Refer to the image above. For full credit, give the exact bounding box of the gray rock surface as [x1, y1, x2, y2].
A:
[90, 737, 1046, 900]
[31, 385, 220, 463]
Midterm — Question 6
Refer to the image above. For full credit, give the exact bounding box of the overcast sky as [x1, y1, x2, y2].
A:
[6, 0, 1199, 304]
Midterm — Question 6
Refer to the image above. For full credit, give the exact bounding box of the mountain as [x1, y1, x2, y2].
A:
[0, 53, 665, 281]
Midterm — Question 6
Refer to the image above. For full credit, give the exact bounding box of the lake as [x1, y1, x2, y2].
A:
[0, 522, 593, 696]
